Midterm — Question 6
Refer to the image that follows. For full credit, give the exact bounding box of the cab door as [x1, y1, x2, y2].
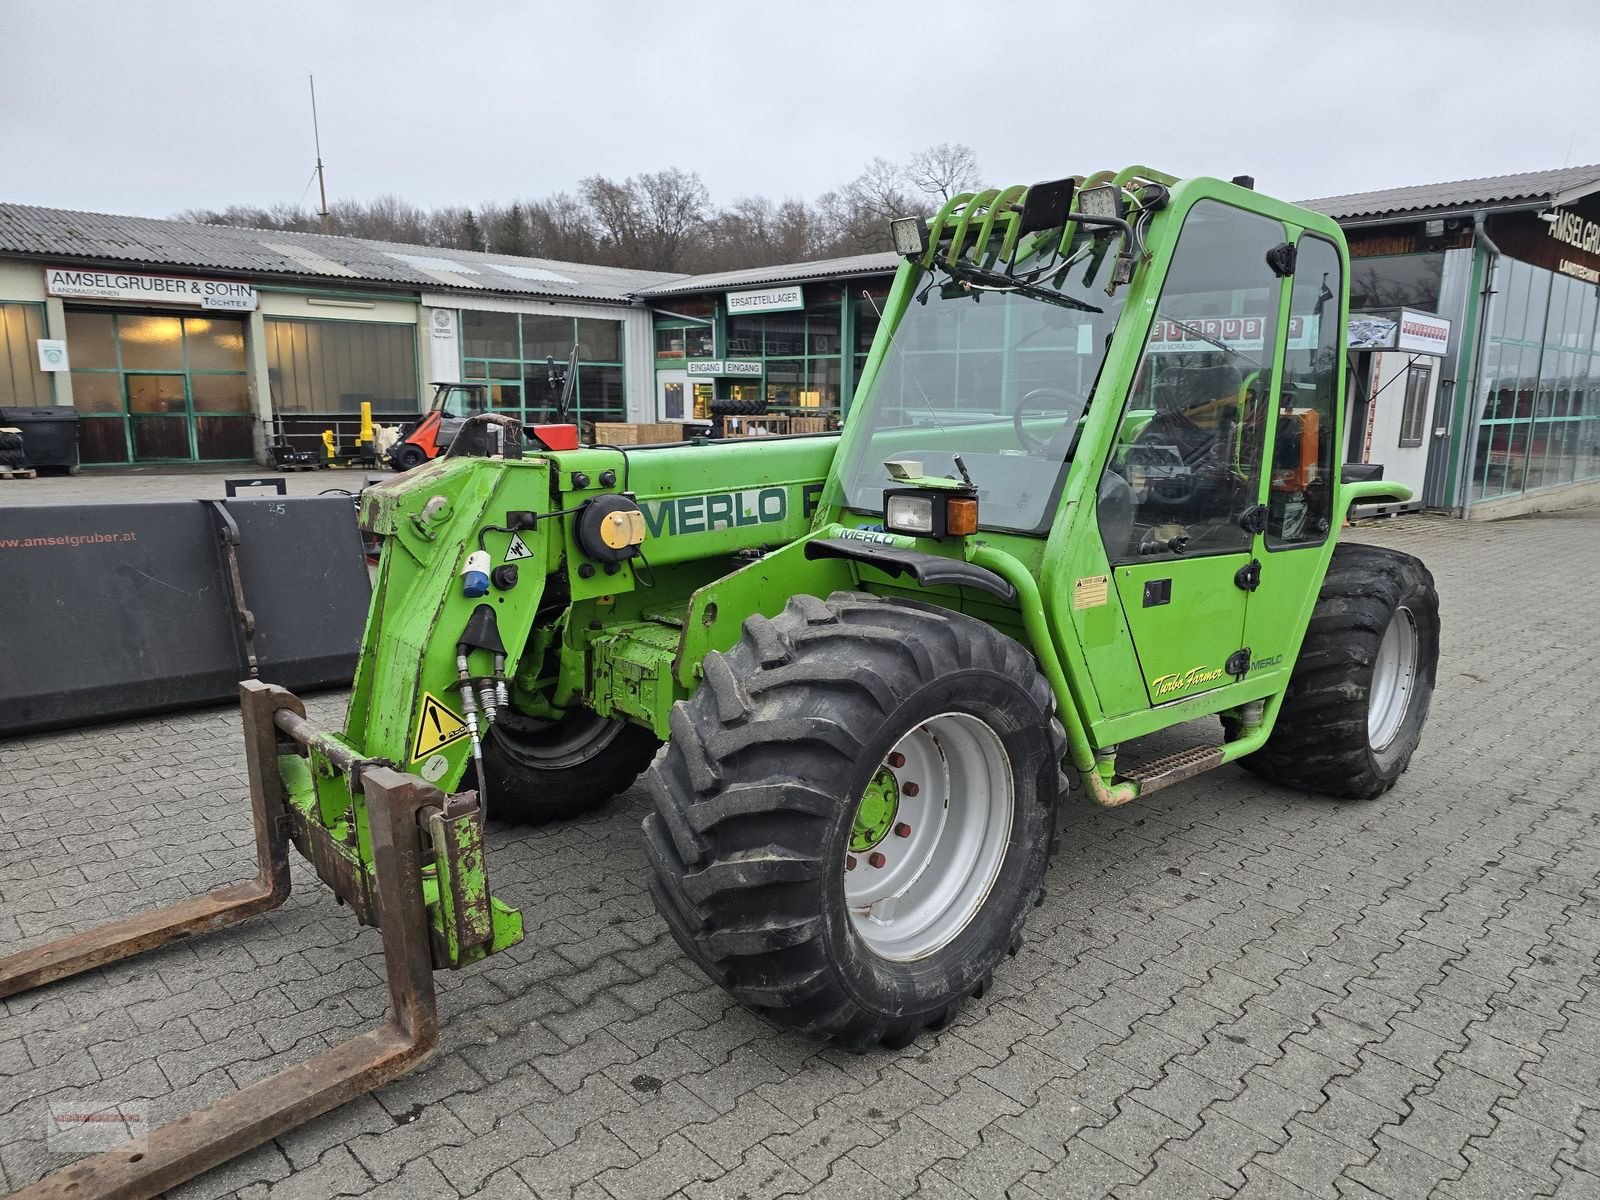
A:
[1242, 232, 1344, 673]
[1095, 200, 1290, 709]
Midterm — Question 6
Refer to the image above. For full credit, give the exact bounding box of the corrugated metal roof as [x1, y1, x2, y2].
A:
[637, 251, 899, 298]
[1300, 164, 1600, 221]
[0, 204, 686, 303]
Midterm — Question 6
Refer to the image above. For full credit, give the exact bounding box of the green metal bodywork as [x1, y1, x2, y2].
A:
[285, 167, 1412, 962]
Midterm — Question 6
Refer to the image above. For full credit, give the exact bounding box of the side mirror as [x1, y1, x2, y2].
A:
[1017, 178, 1076, 236]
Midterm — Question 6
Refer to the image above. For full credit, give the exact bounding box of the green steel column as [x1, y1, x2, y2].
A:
[840, 287, 856, 420]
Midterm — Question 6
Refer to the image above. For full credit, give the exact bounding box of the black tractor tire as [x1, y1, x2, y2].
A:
[1231, 542, 1438, 800]
[709, 397, 765, 417]
[390, 443, 428, 472]
[644, 591, 1065, 1051]
[473, 708, 661, 825]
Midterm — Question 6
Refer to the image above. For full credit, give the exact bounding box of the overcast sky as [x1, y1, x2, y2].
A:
[3, 0, 1597, 221]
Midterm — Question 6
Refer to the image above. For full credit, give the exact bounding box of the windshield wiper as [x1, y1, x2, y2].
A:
[1155, 313, 1264, 369]
[940, 261, 1103, 315]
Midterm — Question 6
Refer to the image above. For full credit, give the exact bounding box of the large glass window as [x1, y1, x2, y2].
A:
[265, 318, 417, 414]
[1348, 252, 1444, 311]
[1099, 201, 1287, 562]
[461, 311, 626, 426]
[654, 322, 714, 359]
[839, 219, 1128, 533]
[67, 310, 251, 463]
[714, 303, 848, 418]
[1471, 258, 1600, 502]
[0, 302, 53, 406]
[1399, 363, 1431, 448]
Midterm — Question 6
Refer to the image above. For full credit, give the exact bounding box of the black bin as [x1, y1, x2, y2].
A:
[0, 406, 80, 473]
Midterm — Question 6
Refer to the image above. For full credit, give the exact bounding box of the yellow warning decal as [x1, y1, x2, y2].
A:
[412, 692, 469, 761]
[1073, 574, 1109, 609]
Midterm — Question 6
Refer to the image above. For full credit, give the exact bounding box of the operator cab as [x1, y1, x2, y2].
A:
[433, 382, 490, 420]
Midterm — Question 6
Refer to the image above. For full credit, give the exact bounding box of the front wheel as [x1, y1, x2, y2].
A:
[474, 708, 660, 825]
[1234, 542, 1439, 799]
[643, 592, 1064, 1050]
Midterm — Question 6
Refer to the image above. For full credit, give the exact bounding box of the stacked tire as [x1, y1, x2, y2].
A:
[709, 398, 765, 418]
[0, 430, 24, 471]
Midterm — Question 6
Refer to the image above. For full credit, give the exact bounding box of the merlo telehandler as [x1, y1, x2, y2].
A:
[1, 166, 1438, 1199]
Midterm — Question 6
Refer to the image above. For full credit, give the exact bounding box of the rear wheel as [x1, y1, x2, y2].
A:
[1234, 542, 1438, 799]
[475, 708, 660, 825]
[391, 444, 428, 471]
[644, 592, 1064, 1050]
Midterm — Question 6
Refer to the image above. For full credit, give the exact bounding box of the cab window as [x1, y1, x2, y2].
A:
[1266, 235, 1341, 548]
[1098, 201, 1287, 564]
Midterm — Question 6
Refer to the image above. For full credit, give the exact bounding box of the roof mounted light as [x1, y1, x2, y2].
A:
[1076, 185, 1124, 221]
[890, 216, 928, 258]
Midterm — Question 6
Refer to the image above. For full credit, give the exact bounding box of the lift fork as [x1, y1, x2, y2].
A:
[0, 681, 445, 1200]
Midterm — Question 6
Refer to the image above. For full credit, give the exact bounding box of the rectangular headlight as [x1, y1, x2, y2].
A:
[884, 493, 936, 535]
[889, 216, 928, 257]
[1076, 184, 1123, 220]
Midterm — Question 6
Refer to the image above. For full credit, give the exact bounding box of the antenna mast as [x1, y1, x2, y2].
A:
[309, 75, 330, 234]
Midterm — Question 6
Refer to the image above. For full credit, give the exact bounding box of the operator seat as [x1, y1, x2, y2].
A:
[1135, 363, 1244, 465]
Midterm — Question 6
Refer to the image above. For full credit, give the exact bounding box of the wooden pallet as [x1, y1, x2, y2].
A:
[0, 467, 37, 480]
[723, 414, 832, 438]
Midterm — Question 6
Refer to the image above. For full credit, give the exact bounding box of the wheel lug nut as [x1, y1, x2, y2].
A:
[902, 781, 919, 797]
[887, 752, 906, 768]
[846, 855, 857, 871]
[868, 852, 886, 868]
[894, 823, 912, 838]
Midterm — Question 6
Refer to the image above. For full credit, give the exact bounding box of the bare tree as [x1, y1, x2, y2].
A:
[635, 169, 711, 272]
[908, 142, 981, 202]
[527, 194, 598, 262]
[582, 170, 710, 271]
[580, 175, 645, 266]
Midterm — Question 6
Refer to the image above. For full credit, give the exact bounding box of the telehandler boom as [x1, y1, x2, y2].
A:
[1, 166, 1437, 1198]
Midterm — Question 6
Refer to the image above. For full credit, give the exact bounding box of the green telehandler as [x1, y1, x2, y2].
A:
[1, 166, 1438, 1199]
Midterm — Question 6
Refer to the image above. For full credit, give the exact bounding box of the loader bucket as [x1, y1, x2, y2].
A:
[0, 681, 478, 1200]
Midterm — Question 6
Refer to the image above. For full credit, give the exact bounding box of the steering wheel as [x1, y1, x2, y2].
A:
[1011, 386, 1088, 454]
[1122, 443, 1200, 507]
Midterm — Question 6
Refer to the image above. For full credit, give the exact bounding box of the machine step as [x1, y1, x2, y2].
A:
[1116, 744, 1226, 793]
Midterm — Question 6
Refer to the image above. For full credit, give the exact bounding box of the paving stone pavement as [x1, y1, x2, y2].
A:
[2, 507, 1599, 1199]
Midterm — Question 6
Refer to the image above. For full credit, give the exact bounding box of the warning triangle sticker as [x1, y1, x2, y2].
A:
[412, 692, 469, 761]
[504, 533, 534, 562]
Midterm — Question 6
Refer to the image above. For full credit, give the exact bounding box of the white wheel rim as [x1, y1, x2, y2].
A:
[844, 712, 1014, 962]
[1369, 606, 1419, 751]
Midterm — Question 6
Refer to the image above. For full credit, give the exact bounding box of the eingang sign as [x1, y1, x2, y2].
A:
[45, 268, 258, 311]
[685, 360, 763, 377]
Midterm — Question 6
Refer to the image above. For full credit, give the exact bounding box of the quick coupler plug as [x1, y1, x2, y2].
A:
[461, 549, 490, 597]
